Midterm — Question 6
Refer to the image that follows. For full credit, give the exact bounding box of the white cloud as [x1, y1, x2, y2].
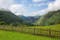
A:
[31, 0, 60, 16]
[13, 0, 60, 16]
[0, 0, 27, 15]
[48, 0, 60, 11]
[31, 8, 48, 16]
[0, 0, 60, 16]
[9, 4, 27, 15]
[0, 0, 14, 9]
[32, 0, 42, 2]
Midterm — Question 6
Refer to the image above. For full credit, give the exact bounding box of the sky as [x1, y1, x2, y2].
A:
[0, 0, 60, 16]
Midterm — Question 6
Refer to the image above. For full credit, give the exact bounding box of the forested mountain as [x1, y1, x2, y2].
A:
[18, 15, 40, 25]
[0, 10, 23, 26]
[0, 9, 40, 26]
[0, 9, 60, 26]
[35, 10, 60, 26]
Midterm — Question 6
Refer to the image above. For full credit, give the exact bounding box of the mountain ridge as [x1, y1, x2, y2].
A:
[35, 10, 60, 26]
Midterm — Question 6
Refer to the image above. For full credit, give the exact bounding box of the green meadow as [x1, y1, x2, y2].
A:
[0, 24, 60, 40]
[0, 30, 60, 40]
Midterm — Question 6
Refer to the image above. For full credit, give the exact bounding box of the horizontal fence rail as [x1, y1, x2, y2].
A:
[0, 25, 60, 38]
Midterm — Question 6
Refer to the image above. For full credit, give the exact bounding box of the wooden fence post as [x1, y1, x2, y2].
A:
[49, 29, 51, 37]
[34, 28, 35, 35]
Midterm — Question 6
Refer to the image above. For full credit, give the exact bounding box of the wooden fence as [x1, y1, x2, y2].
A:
[0, 25, 60, 38]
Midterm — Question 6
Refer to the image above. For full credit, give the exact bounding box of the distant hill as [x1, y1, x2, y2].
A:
[0, 9, 40, 26]
[18, 15, 40, 25]
[0, 8, 40, 26]
[35, 10, 60, 26]
[0, 10, 23, 26]
[1, 9, 60, 26]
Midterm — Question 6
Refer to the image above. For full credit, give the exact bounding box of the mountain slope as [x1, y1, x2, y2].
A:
[36, 10, 60, 26]
[0, 9, 40, 26]
[0, 10, 23, 25]
[18, 15, 40, 25]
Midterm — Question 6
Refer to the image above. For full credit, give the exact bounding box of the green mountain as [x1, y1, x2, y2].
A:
[0, 9, 40, 26]
[0, 10, 23, 26]
[35, 10, 60, 26]
[18, 15, 40, 26]
[1, 9, 60, 26]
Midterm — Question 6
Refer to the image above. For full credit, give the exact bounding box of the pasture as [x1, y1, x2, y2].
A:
[0, 30, 59, 40]
[0, 24, 60, 40]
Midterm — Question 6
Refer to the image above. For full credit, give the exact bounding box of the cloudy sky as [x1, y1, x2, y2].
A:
[0, 0, 60, 16]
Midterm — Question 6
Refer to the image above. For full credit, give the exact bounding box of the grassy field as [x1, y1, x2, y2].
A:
[20, 24, 60, 37]
[0, 24, 60, 38]
[0, 30, 60, 40]
[29, 24, 60, 31]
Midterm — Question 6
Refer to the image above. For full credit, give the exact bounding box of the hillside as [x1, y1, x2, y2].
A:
[0, 9, 40, 26]
[36, 10, 60, 26]
[18, 15, 40, 25]
[0, 10, 23, 26]
[0, 9, 60, 26]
